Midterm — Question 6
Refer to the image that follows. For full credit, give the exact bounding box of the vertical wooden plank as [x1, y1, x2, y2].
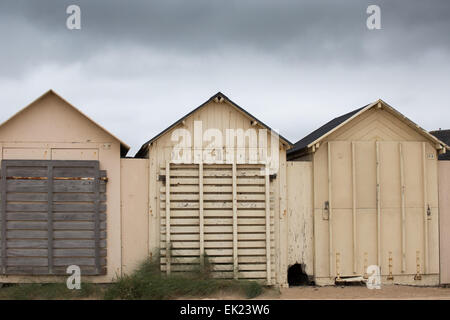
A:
[232, 162, 238, 279]
[376, 141, 381, 268]
[47, 163, 54, 274]
[265, 163, 272, 284]
[279, 150, 288, 285]
[1, 162, 6, 274]
[351, 141, 357, 274]
[422, 142, 429, 274]
[399, 142, 406, 273]
[94, 161, 101, 274]
[439, 161, 450, 284]
[327, 142, 333, 277]
[165, 161, 171, 275]
[199, 163, 204, 267]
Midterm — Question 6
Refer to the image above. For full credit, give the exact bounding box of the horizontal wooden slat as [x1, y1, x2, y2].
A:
[160, 217, 270, 226]
[6, 221, 46, 230]
[6, 221, 106, 230]
[7, 180, 106, 193]
[7, 257, 48, 267]
[52, 167, 98, 177]
[161, 241, 269, 249]
[5, 167, 106, 178]
[6, 230, 106, 239]
[161, 233, 274, 242]
[52, 203, 107, 213]
[161, 164, 264, 170]
[53, 248, 107, 257]
[159, 194, 265, 201]
[6, 167, 48, 177]
[54, 221, 106, 230]
[161, 186, 267, 193]
[160, 255, 273, 264]
[7, 249, 48, 257]
[160, 248, 267, 257]
[161, 225, 273, 234]
[5, 203, 109, 214]
[4, 266, 106, 275]
[3, 160, 99, 167]
[7, 239, 48, 249]
[6, 230, 48, 239]
[160, 264, 273, 272]
[6, 192, 106, 202]
[168, 177, 264, 185]
[238, 271, 267, 279]
[6, 212, 106, 221]
[162, 168, 265, 177]
[53, 257, 106, 266]
[6, 239, 106, 249]
[161, 202, 268, 209]
[161, 209, 273, 218]
[6, 203, 47, 212]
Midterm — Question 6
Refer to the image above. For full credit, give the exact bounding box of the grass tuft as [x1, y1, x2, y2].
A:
[104, 258, 265, 300]
[0, 258, 265, 300]
[0, 282, 103, 300]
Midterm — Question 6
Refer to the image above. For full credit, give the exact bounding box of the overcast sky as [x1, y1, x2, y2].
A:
[0, 0, 449, 155]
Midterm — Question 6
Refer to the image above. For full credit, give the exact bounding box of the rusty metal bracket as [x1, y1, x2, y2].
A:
[414, 251, 422, 280]
[387, 252, 394, 280]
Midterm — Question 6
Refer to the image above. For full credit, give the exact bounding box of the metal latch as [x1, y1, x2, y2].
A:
[323, 201, 330, 220]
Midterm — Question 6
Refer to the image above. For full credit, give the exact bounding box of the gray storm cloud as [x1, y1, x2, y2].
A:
[0, 0, 449, 154]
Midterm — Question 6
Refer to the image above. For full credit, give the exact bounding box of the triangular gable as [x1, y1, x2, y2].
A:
[135, 92, 292, 157]
[0, 90, 130, 156]
[288, 99, 449, 157]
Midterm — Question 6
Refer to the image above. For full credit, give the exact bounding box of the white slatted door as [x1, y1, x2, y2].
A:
[160, 163, 274, 283]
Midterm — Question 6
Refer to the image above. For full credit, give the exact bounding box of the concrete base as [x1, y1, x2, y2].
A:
[314, 274, 440, 287]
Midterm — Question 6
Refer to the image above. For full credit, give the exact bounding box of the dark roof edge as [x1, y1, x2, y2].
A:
[135, 92, 292, 158]
[287, 104, 368, 156]
[287, 101, 450, 159]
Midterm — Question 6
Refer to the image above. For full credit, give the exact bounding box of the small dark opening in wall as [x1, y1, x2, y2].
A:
[288, 263, 310, 286]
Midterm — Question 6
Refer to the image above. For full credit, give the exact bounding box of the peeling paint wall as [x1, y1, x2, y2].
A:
[287, 162, 313, 276]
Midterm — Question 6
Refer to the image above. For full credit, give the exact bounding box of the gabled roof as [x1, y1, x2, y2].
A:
[288, 99, 449, 158]
[0, 90, 130, 157]
[430, 129, 450, 160]
[288, 105, 368, 156]
[135, 92, 292, 158]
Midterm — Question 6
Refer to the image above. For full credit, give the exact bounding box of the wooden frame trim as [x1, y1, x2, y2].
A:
[199, 163, 204, 267]
[422, 142, 429, 274]
[232, 162, 238, 279]
[1, 162, 6, 274]
[327, 142, 334, 277]
[351, 141, 357, 274]
[376, 141, 381, 268]
[265, 163, 272, 284]
[165, 161, 171, 275]
[399, 142, 406, 273]
[93, 161, 101, 274]
[47, 164, 54, 274]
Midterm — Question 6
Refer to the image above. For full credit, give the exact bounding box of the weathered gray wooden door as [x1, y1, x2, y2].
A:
[0, 160, 107, 275]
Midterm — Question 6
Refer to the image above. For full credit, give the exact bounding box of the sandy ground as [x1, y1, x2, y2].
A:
[272, 285, 450, 300]
[196, 285, 450, 300]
